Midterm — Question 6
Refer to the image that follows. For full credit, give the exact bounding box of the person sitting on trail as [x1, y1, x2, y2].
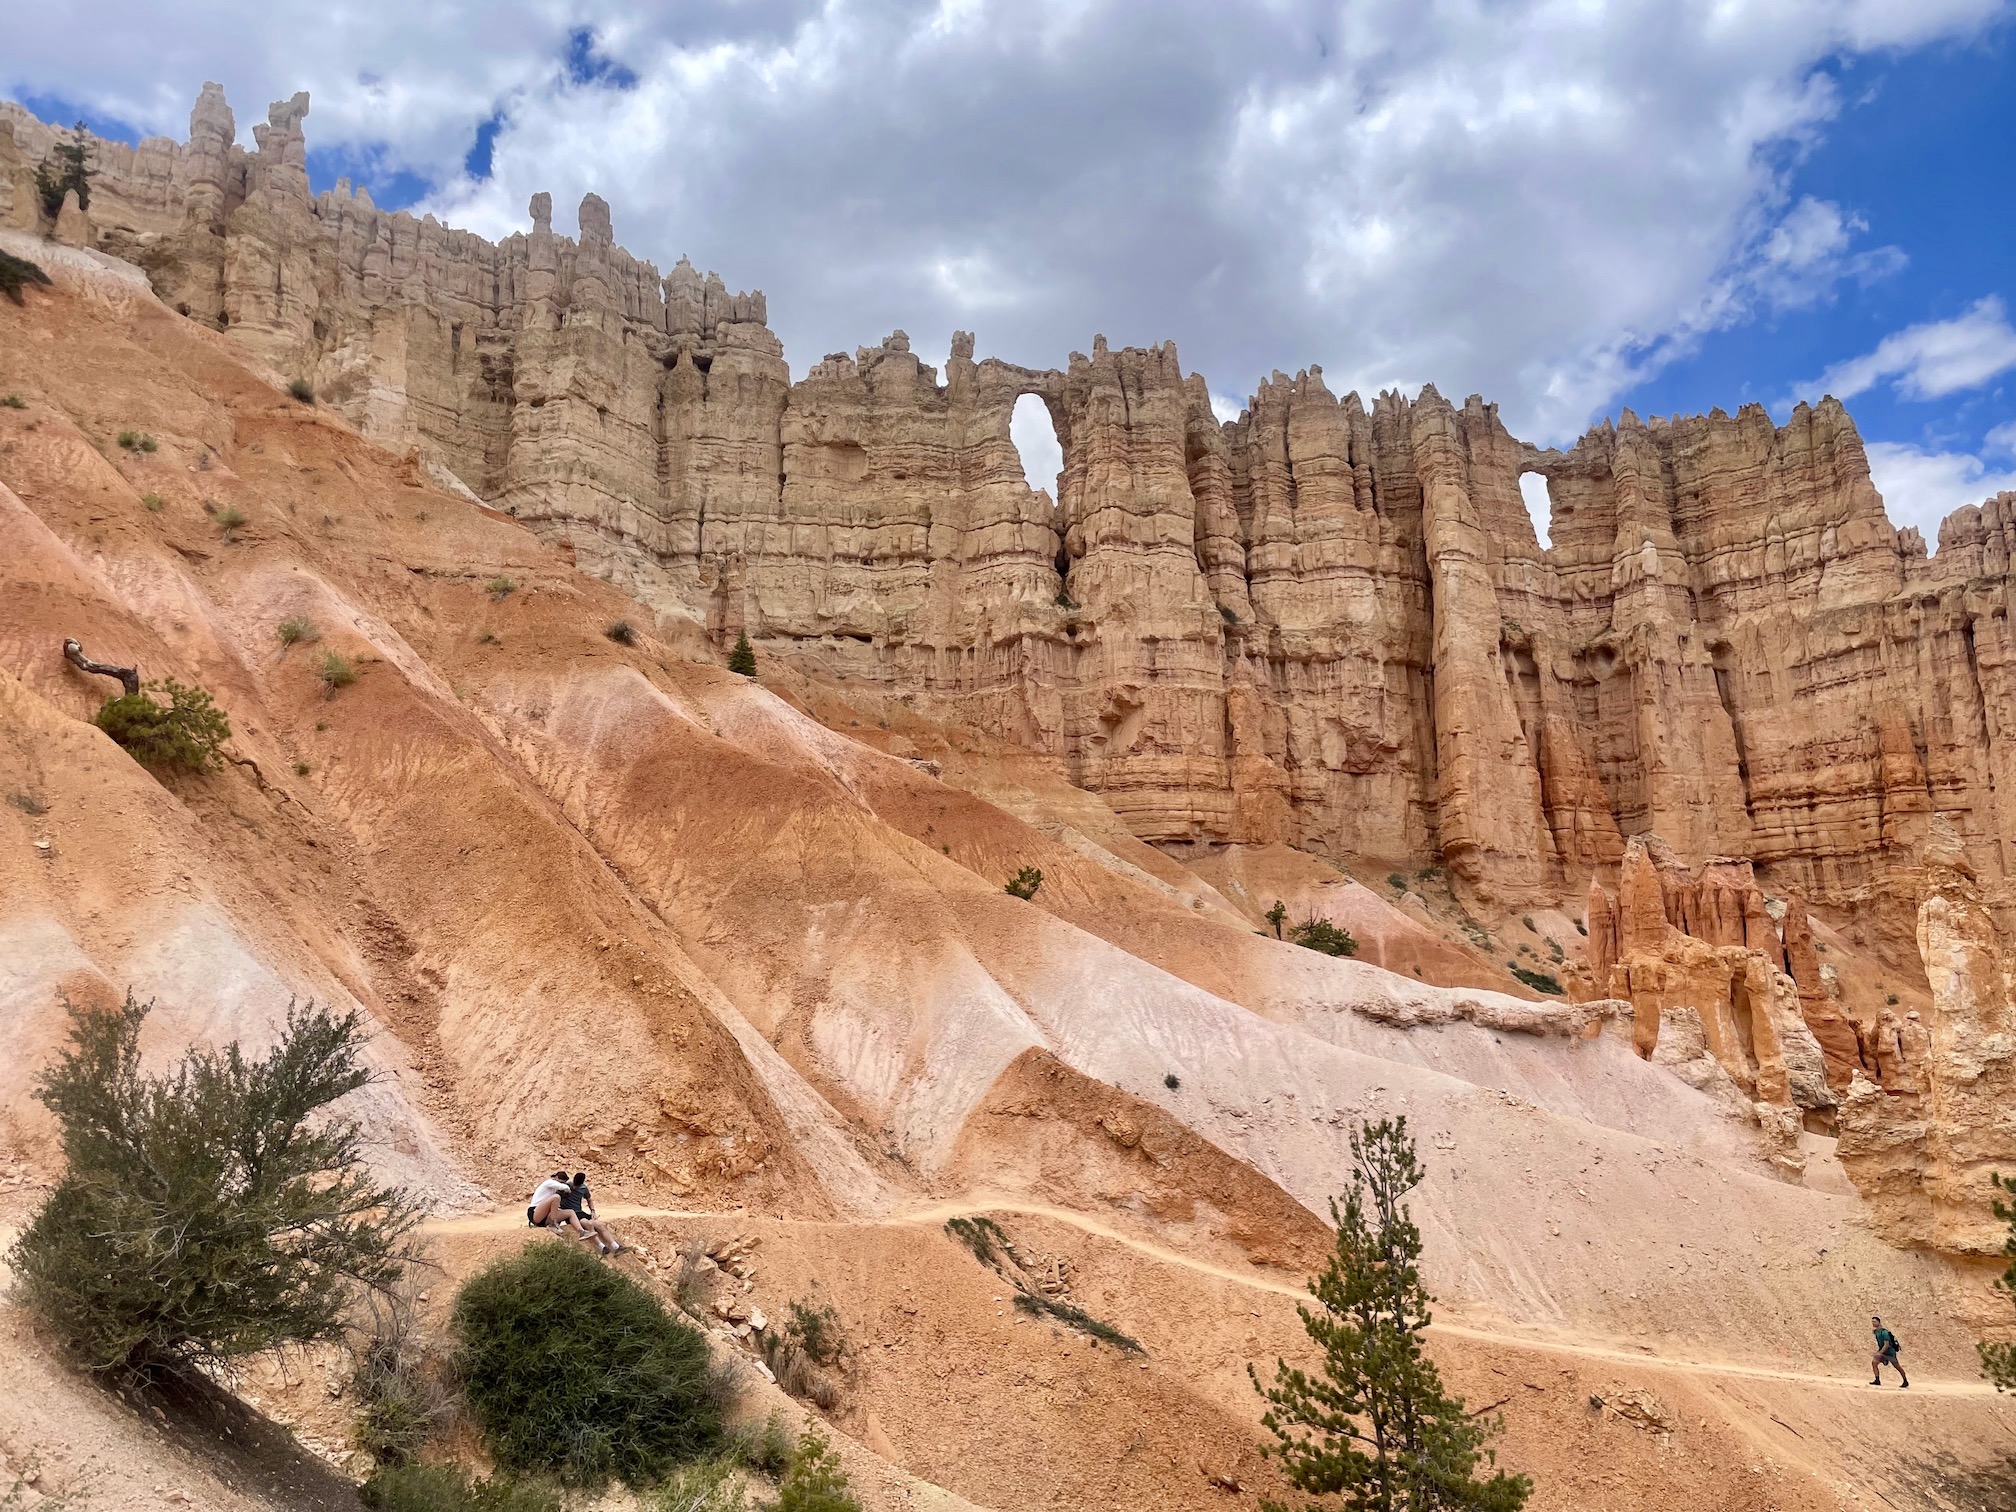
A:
[527, 1170, 587, 1236]
[563, 1170, 625, 1256]
[1870, 1315, 1908, 1388]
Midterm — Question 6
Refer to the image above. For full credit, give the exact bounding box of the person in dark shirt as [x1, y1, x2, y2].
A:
[563, 1171, 625, 1255]
[1870, 1315, 1908, 1387]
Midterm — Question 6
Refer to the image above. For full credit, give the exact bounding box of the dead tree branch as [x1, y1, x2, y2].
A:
[63, 638, 140, 697]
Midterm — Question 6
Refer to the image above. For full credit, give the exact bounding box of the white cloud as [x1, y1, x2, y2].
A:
[1987, 419, 2016, 453]
[1798, 296, 2016, 403]
[2, 0, 2009, 442]
[1009, 393, 1063, 500]
[1866, 440, 2016, 537]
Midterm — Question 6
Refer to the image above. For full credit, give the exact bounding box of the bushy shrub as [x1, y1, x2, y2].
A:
[318, 651, 357, 694]
[1288, 918, 1358, 957]
[653, 1456, 750, 1512]
[0, 390, 28, 407]
[945, 1215, 1007, 1267]
[1, 250, 55, 308]
[783, 1299, 845, 1368]
[1004, 866, 1043, 900]
[361, 1465, 560, 1512]
[92, 677, 231, 773]
[606, 619, 638, 645]
[728, 1412, 794, 1478]
[1510, 966, 1563, 996]
[287, 377, 316, 404]
[141, 492, 165, 511]
[216, 505, 248, 535]
[1386, 872, 1406, 892]
[727, 631, 757, 677]
[769, 1433, 859, 1512]
[116, 430, 158, 452]
[277, 615, 320, 648]
[486, 576, 517, 599]
[1265, 900, 1287, 939]
[349, 1276, 451, 1467]
[453, 1242, 724, 1489]
[8, 994, 419, 1381]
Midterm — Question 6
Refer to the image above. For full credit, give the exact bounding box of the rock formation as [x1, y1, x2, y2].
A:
[8, 87, 2013, 941]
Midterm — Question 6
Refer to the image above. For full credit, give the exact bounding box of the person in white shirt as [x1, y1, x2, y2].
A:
[526, 1170, 588, 1236]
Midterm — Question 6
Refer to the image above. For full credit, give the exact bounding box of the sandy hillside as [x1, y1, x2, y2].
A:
[1, 242, 2012, 1511]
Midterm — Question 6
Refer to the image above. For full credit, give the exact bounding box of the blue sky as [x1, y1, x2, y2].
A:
[7, 1, 2014, 542]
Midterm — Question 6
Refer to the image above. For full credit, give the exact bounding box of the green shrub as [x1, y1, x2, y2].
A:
[287, 377, 317, 404]
[294, 761, 312, 777]
[728, 1411, 794, 1478]
[1265, 899, 1287, 939]
[1004, 866, 1043, 901]
[360, 1465, 560, 1512]
[117, 430, 158, 452]
[318, 651, 357, 695]
[1011, 1292, 1143, 1353]
[453, 1241, 724, 1489]
[945, 1215, 1007, 1267]
[1385, 872, 1406, 892]
[769, 1433, 859, 1512]
[277, 615, 320, 648]
[141, 492, 166, 511]
[784, 1299, 846, 1368]
[216, 505, 248, 535]
[349, 1279, 450, 1467]
[2, 391, 30, 408]
[486, 576, 517, 599]
[1886, 993, 1899, 1005]
[1510, 966, 1563, 996]
[1522, 914, 1537, 932]
[606, 619, 638, 645]
[10, 790, 48, 815]
[7, 994, 419, 1381]
[1219, 603, 1237, 625]
[727, 631, 757, 677]
[92, 677, 231, 773]
[34, 123, 93, 219]
[653, 1456, 751, 1512]
[1574, 918, 1588, 936]
[1288, 918, 1358, 957]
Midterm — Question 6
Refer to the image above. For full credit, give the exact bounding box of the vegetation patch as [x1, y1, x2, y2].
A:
[34, 123, 94, 219]
[727, 630, 757, 677]
[317, 650, 357, 695]
[606, 618, 638, 644]
[1004, 865, 1044, 900]
[92, 677, 231, 773]
[487, 576, 517, 599]
[9, 790, 48, 815]
[287, 377, 317, 404]
[7, 995, 419, 1382]
[361, 1465, 560, 1512]
[276, 615, 320, 648]
[945, 1215, 1009, 1268]
[216, 504, 248, 536]
[453, 1241, 724, 1489]
[116, 429, 158, 452]
[1288, 918, 1358, 957]
[1510, 966, 1563, 996]
[1012, 1292, 1143, 1353]
[769, 1432, 860, 1512]
[0, 249, 54, 306]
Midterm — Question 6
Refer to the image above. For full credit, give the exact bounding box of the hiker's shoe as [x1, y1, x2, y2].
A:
[1870, 1379, 1881, 1386]
[1899, 1381, 1909, 1389]
[609, 1243, 627, 1256]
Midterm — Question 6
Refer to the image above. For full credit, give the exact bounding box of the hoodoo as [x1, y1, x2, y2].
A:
[2, 83, 2014, 1512]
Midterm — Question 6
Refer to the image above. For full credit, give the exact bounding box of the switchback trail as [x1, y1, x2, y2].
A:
[425, 1198, 2003, 1398]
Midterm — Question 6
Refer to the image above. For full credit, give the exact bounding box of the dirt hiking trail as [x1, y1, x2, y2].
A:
[425, 1199, 2003, 1398]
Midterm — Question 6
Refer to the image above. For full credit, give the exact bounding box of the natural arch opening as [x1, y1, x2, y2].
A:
[1519, 471, 1554, 549]
[1011, 393, 1063, 505]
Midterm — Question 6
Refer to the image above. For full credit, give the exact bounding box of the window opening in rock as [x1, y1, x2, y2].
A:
[1011, 394, 1063, 505]
[1519, 471, 1554, 549]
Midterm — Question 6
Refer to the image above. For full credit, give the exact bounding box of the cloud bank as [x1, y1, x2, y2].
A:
[4, 0, 2008, 456]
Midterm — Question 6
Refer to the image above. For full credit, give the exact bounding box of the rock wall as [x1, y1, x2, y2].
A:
[10, 88, 2016, 930]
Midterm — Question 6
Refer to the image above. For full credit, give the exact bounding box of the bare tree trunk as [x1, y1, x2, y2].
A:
[63, 638, 140, 697]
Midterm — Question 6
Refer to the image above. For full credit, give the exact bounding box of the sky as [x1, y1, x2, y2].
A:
[8, 0, 2014, 545]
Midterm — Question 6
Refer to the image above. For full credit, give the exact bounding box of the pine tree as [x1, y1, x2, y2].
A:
[1266, 900, 1288, 939]
[1251, 1117, 1531, 1512]
[727, 630, 757, 677]
[35, 121, 94, 220]
[1983, 1171, 2016, 1390]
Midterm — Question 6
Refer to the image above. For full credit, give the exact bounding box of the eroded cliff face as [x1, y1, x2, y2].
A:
[8, 88, 2014, 938]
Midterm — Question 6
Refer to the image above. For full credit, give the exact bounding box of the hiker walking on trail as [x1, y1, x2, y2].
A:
[527, 1170, 587, 1237]
[1870, 1315, 1909, 1387]
[564, 1171, 626, 1256]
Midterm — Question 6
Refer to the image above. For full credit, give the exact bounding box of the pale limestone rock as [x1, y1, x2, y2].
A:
[52, 189, 90, 247]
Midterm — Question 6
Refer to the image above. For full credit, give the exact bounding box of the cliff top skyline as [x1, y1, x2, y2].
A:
[6, 1, 2014, 539]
